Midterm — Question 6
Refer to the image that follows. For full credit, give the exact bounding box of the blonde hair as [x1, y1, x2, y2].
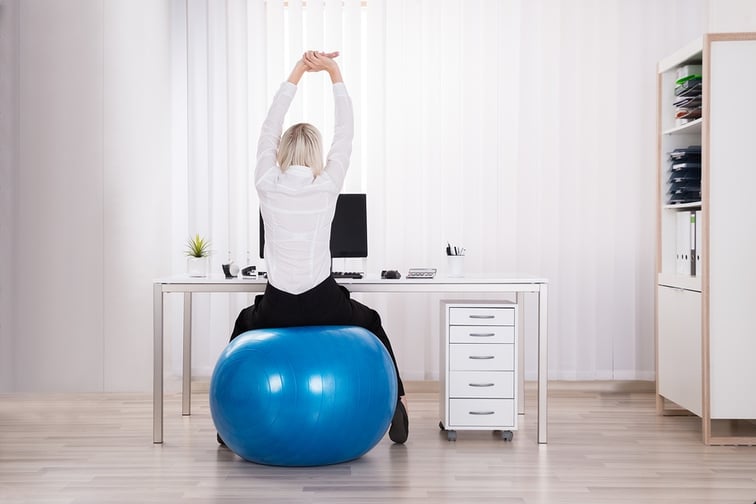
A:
[277, 123, 324, 176]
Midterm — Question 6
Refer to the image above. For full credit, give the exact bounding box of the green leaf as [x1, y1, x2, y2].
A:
[185, 233, 211, 257]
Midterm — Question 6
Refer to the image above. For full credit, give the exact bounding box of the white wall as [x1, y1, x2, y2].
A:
[102, 1, 172, 391]
[15, 0, 106, 391]
[708, 0, 756, 32]
[3, 0, 171, 392]
[2, 1, 756, 392]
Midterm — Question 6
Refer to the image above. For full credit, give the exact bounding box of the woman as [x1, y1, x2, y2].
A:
[228, 51, 408, 444]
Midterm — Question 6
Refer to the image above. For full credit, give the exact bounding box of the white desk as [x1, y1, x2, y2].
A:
[153, 275, 549, 444]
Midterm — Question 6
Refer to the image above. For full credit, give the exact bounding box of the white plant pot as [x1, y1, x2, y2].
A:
[187, 256, 209, 277]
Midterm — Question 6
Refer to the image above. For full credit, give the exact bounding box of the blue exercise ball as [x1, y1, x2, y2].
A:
[209, 325, 398, 466]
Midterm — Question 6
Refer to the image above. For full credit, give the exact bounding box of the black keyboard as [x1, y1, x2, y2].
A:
[332, 271, 364, 279]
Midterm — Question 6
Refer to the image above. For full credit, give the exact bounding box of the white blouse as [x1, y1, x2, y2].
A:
[255, 81, 354, 294]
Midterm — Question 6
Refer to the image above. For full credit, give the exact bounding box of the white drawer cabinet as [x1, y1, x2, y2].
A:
[440, 301, 518, 441]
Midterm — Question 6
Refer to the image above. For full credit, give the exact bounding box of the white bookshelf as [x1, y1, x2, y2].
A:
[655, 33, 756, 445]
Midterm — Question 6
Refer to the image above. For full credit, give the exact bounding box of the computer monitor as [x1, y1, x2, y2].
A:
[259, 193, 368, 259]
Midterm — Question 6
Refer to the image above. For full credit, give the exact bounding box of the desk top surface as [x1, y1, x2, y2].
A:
[155, 274, 548, 286]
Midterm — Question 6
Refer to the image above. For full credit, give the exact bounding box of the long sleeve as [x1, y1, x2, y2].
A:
[322, 82, 354, 190]
[255, 82, 297, 186]
[254, 81, 354, 295]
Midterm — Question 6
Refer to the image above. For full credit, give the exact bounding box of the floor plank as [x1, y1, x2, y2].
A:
[1, 384, 755, 503]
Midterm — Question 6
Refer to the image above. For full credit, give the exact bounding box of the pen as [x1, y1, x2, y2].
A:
[447, 243, 466, 256]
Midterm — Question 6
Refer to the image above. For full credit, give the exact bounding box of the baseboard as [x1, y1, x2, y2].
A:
[183, 379, 656, 396]
[542, 380, 655, 393]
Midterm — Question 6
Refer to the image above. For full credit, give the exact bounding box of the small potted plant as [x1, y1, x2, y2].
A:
[185, 233, 211, 277]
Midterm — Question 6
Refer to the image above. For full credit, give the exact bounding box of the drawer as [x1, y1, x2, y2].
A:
[449, 371, 514, 398]
[449, 325, 515, 344]
[449, 306, 514, 326]
[449, 344, 514, 371]
[448, 398, 515, 427]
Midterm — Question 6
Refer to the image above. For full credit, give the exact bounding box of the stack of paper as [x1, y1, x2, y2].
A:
[673, 65, 702, 126]
[667, 145, 701, 205]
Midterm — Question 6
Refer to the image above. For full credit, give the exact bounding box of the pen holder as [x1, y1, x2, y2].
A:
[447, 255, 464, 278]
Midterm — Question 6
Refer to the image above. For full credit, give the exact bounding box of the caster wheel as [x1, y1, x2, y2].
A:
[438, 421, 445, 431]
[447, 430, 457, 442]
[501, 430, 513, 442]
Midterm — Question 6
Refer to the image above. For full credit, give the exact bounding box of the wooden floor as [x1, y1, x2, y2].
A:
[1, 383, 755, 504]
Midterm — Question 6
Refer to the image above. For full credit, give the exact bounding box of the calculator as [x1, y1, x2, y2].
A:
[406, 268, 437, 279]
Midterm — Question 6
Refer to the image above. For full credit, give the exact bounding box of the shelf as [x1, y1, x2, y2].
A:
[658, 273, 702, 292]
[663, 201, 701, 210]
[663, 118, 702, 136]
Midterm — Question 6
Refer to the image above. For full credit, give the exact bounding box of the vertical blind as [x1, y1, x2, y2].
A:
[171, 0, 706, 381]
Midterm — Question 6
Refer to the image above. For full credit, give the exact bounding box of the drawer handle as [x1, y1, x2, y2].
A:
[469, 332, 496, 337]
[469, 314, 495, 319]
[469, 355, 495, 360]
[469, 411, 495, 415]
[469, 383, 495, 387]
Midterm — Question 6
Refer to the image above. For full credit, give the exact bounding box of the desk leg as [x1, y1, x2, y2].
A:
[517, 292, 525, 415]
[153, 283, 164, 444]
[182, 292, 192, 416]
[537, 283, 549, 444]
